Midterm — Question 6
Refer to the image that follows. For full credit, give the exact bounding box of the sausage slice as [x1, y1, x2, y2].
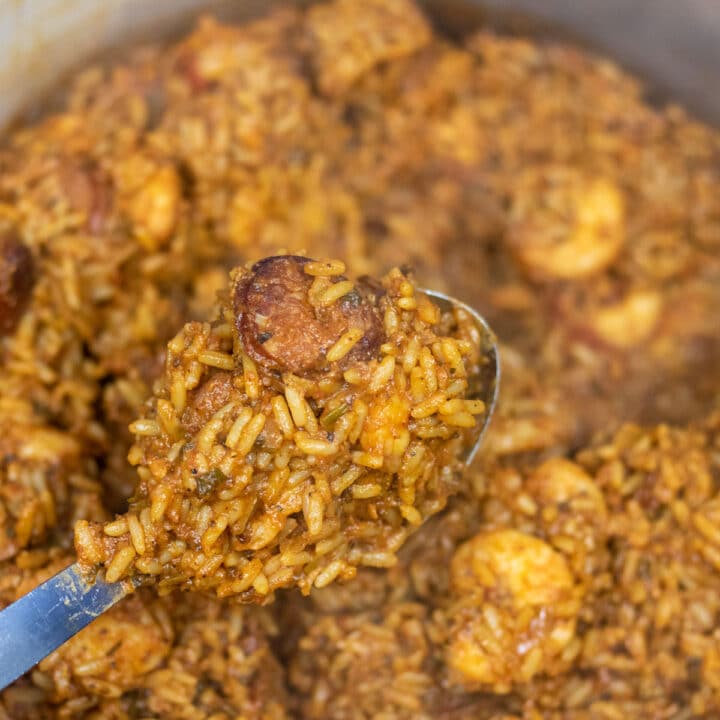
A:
[233, 255, 384, 376]
[59, 158, 114, 234]
[0, 230, 34, 335]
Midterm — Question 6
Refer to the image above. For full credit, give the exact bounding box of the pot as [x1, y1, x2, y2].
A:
[1, 0, 719, 129]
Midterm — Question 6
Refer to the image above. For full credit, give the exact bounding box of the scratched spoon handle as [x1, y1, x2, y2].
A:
[0, 562, 132, 690]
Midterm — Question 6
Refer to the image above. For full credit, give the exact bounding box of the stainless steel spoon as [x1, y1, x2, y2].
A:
[0, 289, 500, 691]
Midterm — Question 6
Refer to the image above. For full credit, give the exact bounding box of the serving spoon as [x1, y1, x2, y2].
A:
[0, 289, 499, 691]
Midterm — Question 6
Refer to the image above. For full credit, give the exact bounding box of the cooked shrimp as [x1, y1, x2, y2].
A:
[126, 165, 182, 251]
[445, 529, 580, 692]
[588, 288, 663, 348]
[527, 457, 606, 521]
[509, 169, 625, 281]
[526, 458, 608, 579]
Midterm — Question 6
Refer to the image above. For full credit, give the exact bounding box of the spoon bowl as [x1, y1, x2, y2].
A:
[423, 289, 500, 466]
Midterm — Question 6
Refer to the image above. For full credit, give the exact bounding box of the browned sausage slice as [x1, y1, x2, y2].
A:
[233, 255, 384, 376]
[0, 230, 35, 335]
[59, 159, 114, 234]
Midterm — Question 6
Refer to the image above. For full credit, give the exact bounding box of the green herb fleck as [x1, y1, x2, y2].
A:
[196, 467, 227, 497]
[321, 403, 349, 429]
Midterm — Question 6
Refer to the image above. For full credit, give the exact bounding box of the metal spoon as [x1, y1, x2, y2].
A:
[0, 289, 500, 691]
[425, 290, 500, 466]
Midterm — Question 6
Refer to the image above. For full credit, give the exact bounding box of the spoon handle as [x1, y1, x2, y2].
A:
[0, 563, 132, 691]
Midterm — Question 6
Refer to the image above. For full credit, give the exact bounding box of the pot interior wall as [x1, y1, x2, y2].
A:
[1, 0, 719, 129]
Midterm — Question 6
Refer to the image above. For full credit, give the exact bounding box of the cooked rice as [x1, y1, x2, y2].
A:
[1, 0, 720, 716]
[73, 258, 487, 599]
[288, 413, 720, 718]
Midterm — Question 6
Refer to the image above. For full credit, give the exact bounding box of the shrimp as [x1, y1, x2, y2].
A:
[588, 288, 663, 348]
[445, 529, 580, 692]
[126, 165, 182, 251]
[509, 169, 625, 281]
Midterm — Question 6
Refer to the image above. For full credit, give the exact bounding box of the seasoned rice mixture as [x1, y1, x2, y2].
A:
[74, 255, 489, 599]
[1, 0, 719, 717]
